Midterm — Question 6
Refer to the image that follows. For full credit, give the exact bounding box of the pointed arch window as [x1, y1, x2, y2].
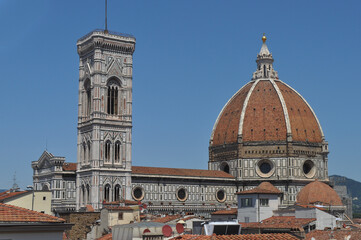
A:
[81, 185, 85, 206]
[87, 141, 91, 164]
[84, 79, 91, 116]
[107, 78, 120, 115]
[115, 141, 121, 163]
[105, 141, 111, 162]
[86, 184, 90, 204]
[104, 184, 111, 202]
[83, 143, 87, 164]
[114, 184, 121, 202]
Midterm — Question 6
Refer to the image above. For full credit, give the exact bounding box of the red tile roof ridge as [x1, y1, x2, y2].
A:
[0, 203, 65, 223]
[132, 166, 235, 179]
[296, 204, 326, 211]
[211, 208, 237, 215]
[240, 216, 315, 229]
[153, 214, 182, 223]
[0, 190, 28, 201]
[236, 182, 282, 195]
[170, 233, 300, 239]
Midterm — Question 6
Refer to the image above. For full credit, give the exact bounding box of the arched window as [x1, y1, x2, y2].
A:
[81, 185, 85, 206]
[114, 141, 121, 163]
[87, 141, 91, 164]
[84, 79, 91, 116]
[107, 78, 120, 115]
[86, 185, 90, 204]
[263, 65, 267, 77]
[83, 143, 87, 164]
[104, 184, 111, 202]
[105, 141, 111, 162]
[114, 184, 121, 202]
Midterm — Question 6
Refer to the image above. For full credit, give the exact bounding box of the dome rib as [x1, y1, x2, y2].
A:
[276, 81, 324, 142]
[210, 82, 253, 145]
[238, 79, 259, 137]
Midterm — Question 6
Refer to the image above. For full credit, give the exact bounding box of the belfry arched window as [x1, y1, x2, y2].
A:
[83, 143, 87, 164]
[84, 79, 91, 116]
[115, 141, 121, 163]
[107, 78, 120, 115]
[105, 141, 111, 162]
[87, 141, 91, 164]
[86, 184, 90, 204]
[114, 184, 121, 202]
[104, 184, 111, 202]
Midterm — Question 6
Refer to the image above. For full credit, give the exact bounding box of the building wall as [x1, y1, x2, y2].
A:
[237, 194, 279, 222]
[5, 191, 52, 215]
[295, 208, 336, 230]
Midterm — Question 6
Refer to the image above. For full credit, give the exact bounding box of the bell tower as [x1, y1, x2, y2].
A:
[76, 29, 135, 210]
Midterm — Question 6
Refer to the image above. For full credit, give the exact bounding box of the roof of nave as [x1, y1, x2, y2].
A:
[236, 181, 282, 195]
[131, 166, 235, 179]
[0, 203, 65, 223]
[62, 162, 77, 171]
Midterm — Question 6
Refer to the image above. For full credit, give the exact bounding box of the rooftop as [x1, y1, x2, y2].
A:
[211, 208, 237, 215]
[132, 166, 235, 179]
[236, 182, 282, 195]
[240, 216, 315, 229]
[0, 203, 65, 223]
[171, 233, 300, 240]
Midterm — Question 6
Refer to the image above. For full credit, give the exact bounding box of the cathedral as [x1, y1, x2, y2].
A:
[31, 30, 330, 215]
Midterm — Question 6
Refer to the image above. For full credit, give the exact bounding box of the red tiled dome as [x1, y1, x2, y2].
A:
[296, 180, 343, 206]
[210, 79, 324, 146]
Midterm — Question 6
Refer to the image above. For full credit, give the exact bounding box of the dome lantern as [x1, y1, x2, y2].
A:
[252, 34, 279, 80]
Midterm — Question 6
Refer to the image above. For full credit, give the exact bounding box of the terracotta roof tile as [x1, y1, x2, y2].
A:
[132, 166, 235, 179]
[97, 233, 112, 240]
[296, 180, 343, 206]
[211, 208, 237, 215]
[0, 203, 65, 223]
[242, 80, 287, 142]
[211, 79, 324, 146]
[86, 204, 94, 212]
[276, 81, 323, 143]
[62, 162, 77, 171]
[153, 214, 181, 223]
[305, 229, 361, 240]
[240, 216, 315, 229]
[0, 190, 27, 201]
[236, 182, 281, 195]
[171, 233, 300, 239]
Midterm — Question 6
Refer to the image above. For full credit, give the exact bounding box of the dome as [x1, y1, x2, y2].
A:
[296, 180, 343, 206]
[210, 37, 324, 146]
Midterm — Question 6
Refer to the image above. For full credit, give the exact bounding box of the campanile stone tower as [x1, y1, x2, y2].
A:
[76, 29, 135, 210]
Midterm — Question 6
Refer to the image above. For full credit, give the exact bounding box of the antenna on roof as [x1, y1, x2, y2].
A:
[11, 172, 19, 192]
[104, 0, 108, 33]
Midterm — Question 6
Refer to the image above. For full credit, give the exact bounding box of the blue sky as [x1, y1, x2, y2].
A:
[0, 0, 360, 189]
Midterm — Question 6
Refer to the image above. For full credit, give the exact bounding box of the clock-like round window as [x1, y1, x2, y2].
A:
[216, 189, 226, 203]
[132, 186, 144, 201]
[302, 160, 316, 178]
[176, 188, 188, 202]
[256, 159, 275, 178]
